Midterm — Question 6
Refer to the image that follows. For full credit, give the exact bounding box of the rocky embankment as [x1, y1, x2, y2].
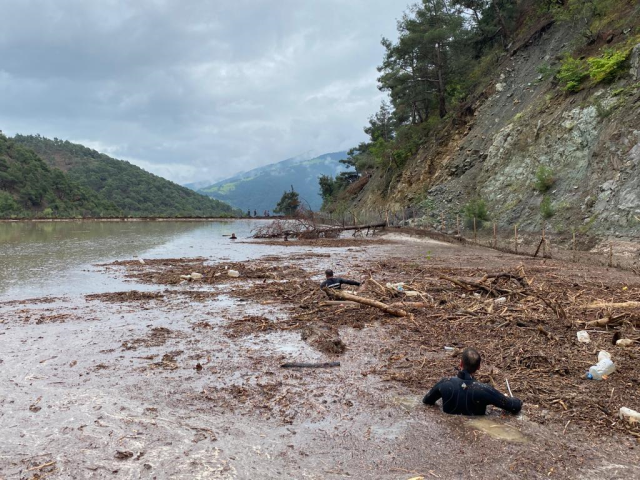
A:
[357, 21, 640, 242]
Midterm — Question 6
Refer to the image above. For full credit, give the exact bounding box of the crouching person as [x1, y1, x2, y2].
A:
[423, 347, 522, 415]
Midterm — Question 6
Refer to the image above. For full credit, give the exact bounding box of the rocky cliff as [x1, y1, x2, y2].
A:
[350, 19, 640, 243]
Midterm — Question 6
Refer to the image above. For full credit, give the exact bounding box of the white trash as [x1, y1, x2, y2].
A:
[616, 338, 634, 347]
[577, 331, 591, 343]
[190, 272, 203, 280]
[227, 270, 240, 278]
[494, 297, 507, 305]
[586, 351, 615, 380]
[180, 275, 191, 280]
[619, 407, 640, 424]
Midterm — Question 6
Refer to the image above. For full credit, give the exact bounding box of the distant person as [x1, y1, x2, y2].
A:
[422, 347, 522, 415]
[247, 209, 250, 217]
[320, 269, 361, 290]
[254, 210, 257, 217]
[230, 233, 237, 240]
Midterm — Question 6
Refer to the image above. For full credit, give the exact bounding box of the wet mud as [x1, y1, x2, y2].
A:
[1, 235, 639, 479]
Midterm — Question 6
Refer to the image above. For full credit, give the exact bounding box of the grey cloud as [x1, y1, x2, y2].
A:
[0, 0, 401, 183]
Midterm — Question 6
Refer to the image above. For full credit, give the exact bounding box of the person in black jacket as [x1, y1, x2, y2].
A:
[320, 269, 361, 290]
[423, 347, 522, 415]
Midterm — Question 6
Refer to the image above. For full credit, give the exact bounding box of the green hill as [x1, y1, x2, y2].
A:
[0, 134, 120, 218]
[199, 152, 348, 213]
[13, 134, 238, 218]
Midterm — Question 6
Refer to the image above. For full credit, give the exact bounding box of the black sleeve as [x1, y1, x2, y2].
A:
[320, 279, 329, 288]
[422, 379, 445, 405]
[483, 385, 522, 414]
[337, 277, 361, 287]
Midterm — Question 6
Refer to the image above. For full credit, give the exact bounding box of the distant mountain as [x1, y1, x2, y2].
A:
[199, 151, 348, 212]
[183, 180, 213, 191]
[13, 134, 239, 218]
[0, 134, 120, 218]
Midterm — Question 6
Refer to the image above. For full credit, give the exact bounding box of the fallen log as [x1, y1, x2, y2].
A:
[281, 361, 340, 368]
[586, 301, 640, 309]
[323, 288, 410, 317]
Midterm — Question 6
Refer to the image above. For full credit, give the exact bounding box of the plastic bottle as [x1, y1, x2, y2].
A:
[586, 351, 615, 380]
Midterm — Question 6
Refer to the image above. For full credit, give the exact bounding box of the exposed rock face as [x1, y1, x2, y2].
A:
[355, 23, 640, 239]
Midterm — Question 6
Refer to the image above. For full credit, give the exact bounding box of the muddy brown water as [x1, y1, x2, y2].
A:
[1, 221, 639, 479]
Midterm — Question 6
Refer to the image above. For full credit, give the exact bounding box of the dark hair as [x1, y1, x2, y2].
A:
[461, 348, 481, 373]
[325, 269, 334, 277]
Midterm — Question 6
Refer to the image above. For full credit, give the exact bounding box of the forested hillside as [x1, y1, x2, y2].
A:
[321, 0, 640, 239]
[13, 135, 238, 218]
[199, 152, 347, 212]
[0, 134, 120, 218]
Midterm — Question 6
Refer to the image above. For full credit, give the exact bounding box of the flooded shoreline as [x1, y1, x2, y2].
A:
[1, 223, 639, 479]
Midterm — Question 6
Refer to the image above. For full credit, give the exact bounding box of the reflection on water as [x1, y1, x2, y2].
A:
[467, 417, 528, 443]
[0, 220, 268, 298]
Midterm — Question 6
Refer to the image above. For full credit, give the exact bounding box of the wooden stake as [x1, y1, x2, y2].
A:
[514, 224, 518, 254]
[572, 231, 576, 262]
[473, 217, 477, 244]
[609, 243, 613, 268]
[456, 215, 460, 236]
[493, 222, 497, 248]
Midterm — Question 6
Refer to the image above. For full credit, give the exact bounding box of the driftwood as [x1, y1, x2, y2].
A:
[323, 288, 410, 317]
[587, 301, 640, 309]
[440, 273, 527, 298]
[281, 362, 340, 368]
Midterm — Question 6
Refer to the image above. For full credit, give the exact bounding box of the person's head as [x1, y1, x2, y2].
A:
[460, 347, 481, 374]
[325, 269, 334, 279]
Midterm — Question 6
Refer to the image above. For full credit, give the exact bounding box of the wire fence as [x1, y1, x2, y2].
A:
[315, 207, 640, 274]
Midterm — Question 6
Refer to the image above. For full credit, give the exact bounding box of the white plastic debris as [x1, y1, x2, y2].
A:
[586, 351, 615, 380]
[616, 338, 634, 347]
[190, 272, 203, 280]
[227, 270, 240, 278]
[577, 331, 591, 343]
[619, 407, 640, 424]
[494, 297, 507, 305]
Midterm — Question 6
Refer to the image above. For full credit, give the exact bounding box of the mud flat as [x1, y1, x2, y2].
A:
[1, 234, 639, 479]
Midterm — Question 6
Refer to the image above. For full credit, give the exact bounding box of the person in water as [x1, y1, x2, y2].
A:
[230, 233, 237, 240]
[320, 269, 361, 290]
[422, 347, 522, 415]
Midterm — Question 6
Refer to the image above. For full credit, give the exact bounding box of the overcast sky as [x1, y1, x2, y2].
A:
[0, 0, 403, 184]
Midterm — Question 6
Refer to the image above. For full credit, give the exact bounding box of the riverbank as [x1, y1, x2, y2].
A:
[1, 233, 639, 479]
[0, 216, 271, 223]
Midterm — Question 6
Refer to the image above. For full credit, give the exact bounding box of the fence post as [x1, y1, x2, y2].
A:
[473, 217, 477, 244]
[514, 224, 518, 254]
